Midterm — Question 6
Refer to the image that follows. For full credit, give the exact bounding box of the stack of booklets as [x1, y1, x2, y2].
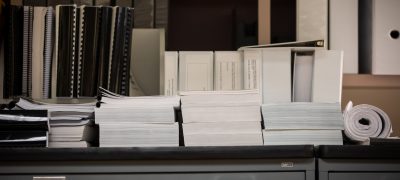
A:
[14, 98, 96, 147]
[262, 103, 344, 146]
[180, 90, 263, 146]
[0, 110, 49, 147]
[96, 88, 180, 147]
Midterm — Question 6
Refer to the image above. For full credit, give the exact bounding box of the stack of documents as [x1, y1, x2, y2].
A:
[0, 110, 49, 147]
[262, 102, 344, 146]
[180, 90, 263, 146]
[15, 98, 96, 147]
[96, 88, 180, 147]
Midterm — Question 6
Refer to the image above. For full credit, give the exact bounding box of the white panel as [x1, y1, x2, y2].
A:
[330, 0, 358, 74]
[312, 50, 343, 103]
[372, 0, 400, 74]
[262, 49, 292, 103]
[164, 51, 178, 96]
[179, 51, 214, 91]
[293, 53, 314, 102]
[297, 0, 328, 44]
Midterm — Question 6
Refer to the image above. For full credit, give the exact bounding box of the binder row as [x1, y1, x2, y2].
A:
[3, 5, 134, 98]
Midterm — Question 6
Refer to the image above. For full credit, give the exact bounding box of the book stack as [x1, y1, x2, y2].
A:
[0, 110, 49, 147]
[262, 103, 344, 146]
[14, 98, 96, 147]
[96, 88, 180, 147]
[180, 90, 263, 146]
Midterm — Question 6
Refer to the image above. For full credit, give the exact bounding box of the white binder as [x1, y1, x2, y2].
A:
[179, 51, 214, 91]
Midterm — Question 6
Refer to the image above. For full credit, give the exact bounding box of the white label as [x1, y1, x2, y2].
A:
[33, 177, 66, 180]
[281, 162, 294, 168]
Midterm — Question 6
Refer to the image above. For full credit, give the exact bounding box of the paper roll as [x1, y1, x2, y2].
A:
[343, 101, 392, 142]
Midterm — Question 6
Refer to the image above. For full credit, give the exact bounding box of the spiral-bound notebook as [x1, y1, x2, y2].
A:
[54, 5, 77, 98]
[109, 7, 134, 96]
[78, 6, 102, 97]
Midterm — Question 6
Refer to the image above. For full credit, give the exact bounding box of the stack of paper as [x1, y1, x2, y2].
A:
[262, 102, 344, 146]
[0, 111, 49, 147]
[15, 98, 96, 147]
[96, 88, 180, 147]
[180, 90, 263, 146]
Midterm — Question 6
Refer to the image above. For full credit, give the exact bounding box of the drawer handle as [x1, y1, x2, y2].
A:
[33, 177, 66, 180]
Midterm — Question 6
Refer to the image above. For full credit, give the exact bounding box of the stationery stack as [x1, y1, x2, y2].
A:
[14, 98, 96, 147]
[262, 102, 344, 146]
[0, 110, 49, 147]
[96, 88, 180, 147]
[180, 90, 263, 146]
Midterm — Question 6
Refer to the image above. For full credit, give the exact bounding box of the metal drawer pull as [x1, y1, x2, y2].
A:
[33, 177, 66, 180]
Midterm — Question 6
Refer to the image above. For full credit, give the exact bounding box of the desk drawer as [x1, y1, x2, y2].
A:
[1, 172, 304, 180]
[329, 172, 400, 180]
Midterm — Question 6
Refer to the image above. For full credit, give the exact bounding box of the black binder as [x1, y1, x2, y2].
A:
[110, 7, 133, 96]
[4, 6, 24, 98]
[97, 6, 113, 90]
[78, 6, 101, 97]
[56, 5, 77, 97]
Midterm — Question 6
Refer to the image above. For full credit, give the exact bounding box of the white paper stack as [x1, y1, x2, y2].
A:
[96, 88, 180, 147]
[262, 102, 344, 146]
[263, 130, 343, 146]
[180, 90, 263, 146]
[15, 98, 96, 147]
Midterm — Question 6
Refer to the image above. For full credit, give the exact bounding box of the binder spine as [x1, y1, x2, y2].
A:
[27, 7, 33, 97]
[77, 6, 85, 97]
[71, 7, 77, 98]
[22, 6, 29, 97]
[107, 7, 117, 90]
[43, 7, 54, 98]
[120, 8, 133, 96]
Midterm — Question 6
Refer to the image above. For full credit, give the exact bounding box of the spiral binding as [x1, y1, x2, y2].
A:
[70, 6, 77, 98]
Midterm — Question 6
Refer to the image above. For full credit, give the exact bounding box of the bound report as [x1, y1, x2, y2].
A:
[179, 51, 214, 91]
[214, 51, 243, 91]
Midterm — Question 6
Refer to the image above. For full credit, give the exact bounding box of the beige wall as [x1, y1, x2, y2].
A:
[342, 75, 400, 136]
